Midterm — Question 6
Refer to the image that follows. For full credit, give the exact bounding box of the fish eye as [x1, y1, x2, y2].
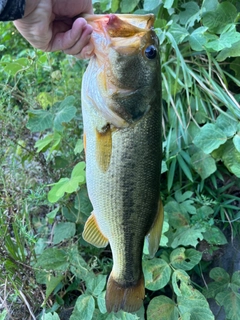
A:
[144, 45, 157, 59]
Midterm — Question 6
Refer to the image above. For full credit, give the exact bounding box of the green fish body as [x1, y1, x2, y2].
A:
[81, 14, 163, 313]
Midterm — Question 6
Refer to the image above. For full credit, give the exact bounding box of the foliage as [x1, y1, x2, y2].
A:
[1, 0, 240, 319]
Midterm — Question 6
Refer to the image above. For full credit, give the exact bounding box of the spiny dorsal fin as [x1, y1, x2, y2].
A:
[95, 125, 112, 172]
[82, 213, 108, 248]
[146, 199, 164, 258]
[105, 272, 145, 313]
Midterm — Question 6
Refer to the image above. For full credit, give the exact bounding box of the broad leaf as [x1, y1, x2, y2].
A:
[189, 27, 208, 51]
[191, 150, 217, 180]
[178, 282, 214, 320]
[120, 0, 140, 13]
[170, 248, 202, 271]
[45, 275, 63, 301]
[27, 109, 53, 132]
[85, 274, 107, 296]
[143, 0, 160, 11]
[193, 123, 227, 154]
[53, 96, 76, 132]
[202, 2, 238, 33]
[216, 290, 240, 320]
[53, 222, 76, 244]
[170, 225, 205, 248]
[143, 258, 171, 291]
[35, 248, 69, 271]
[70, 294, 95, 320]
[147, 296, 178, 320]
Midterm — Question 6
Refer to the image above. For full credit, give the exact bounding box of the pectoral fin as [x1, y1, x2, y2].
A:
[82, 213, 109, 248]
[146, 199, 164, 258]
[96, 125, 112, 172]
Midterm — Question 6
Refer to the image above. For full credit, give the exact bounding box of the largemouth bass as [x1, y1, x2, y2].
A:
[81, 14, 163, 313]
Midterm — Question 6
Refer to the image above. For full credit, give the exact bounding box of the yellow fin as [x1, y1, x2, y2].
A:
[82, 213, 108, 248]
[106, 272, 145, 313]
[96, 125, 112, 172]
[146, 199, 164, 258]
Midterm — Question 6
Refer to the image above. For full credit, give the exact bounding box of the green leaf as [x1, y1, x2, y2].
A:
[221, 140, 240, 177]
[85, 274, 107, 296]
[178, 282, 214, 320]
[53, 96, 76, 131]
[177, 154, 193, 181]
[0, 310, 7, 320]
[41, 312, 61, 320]
[68, 245, 90, 280]
[206, 25, 240, 52]
[48, 178, 70, 203]
[105, 311, 140, 319]
[169, 23, 189, 44]
[97, 291, 107, 314]
[27, 109, 54, 132]
[45, 275, 63, 301]
[111, 0, 119, 12]
[143, 258, 171, 291]
[216, 290, 240, 320]
[216, 113, 238, 137]
[170, 225, 205, 248]
[143, 0, 160, 11]
[191, 150, 217, 180]
[175, 191, 193, 203]
[189, 27, 208, 51]
[53, 222, 76, 244]
[163, 0, 174, 10]
[120, 0, 140, 13]
[217, 40, 240, 61]
[179, 2, 200, 27]
[172, 269, 190, 296]
[46, 207, 59, 223]
[170, 248, 202, 271]
[233, 133, 240, 152]
[209, 267, 230, 283]
[202, 2, 238, 34]
[48, 162, 85, 203]
[74, 139, 84, 155]
[3, 58, 29, 75]
[35, 134, 54, 152]
[37, 92, 54, 109]
[203, 226, 227, 245]
[147, 296, 178, 320]
[35, 248, 69, 271]
[70, 294, 95, 320]
[193, 123, 227, 154]
[71, 162, 86, 182]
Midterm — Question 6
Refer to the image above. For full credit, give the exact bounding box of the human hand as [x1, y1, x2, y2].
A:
[14, 0, 94, 59]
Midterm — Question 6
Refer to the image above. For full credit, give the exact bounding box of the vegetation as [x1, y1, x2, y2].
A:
[0, 0, 240, 319]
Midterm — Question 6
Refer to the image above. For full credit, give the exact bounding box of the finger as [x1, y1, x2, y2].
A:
[50, 18, 92, 52]
[73, 42, 95, 60]
[63, 24, 94, 56]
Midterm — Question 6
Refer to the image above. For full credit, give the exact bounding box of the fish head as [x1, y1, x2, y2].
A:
[84, 14, 161, 127]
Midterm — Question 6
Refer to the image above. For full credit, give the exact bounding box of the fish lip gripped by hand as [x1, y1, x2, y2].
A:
[81, 13, 163, 313]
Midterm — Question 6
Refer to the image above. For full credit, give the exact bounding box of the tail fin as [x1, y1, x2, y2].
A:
[105, 272, 145, 313]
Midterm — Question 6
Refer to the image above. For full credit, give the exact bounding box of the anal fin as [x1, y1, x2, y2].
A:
[82, 213, 108, 248]
[146, 198, 164, 258]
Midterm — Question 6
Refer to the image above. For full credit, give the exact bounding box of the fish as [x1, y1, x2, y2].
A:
[81, 13, 163, 313]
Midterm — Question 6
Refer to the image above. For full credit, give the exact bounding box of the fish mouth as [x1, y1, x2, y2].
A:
[84, 13, 155, 32]
[83, 13, 155, 59]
